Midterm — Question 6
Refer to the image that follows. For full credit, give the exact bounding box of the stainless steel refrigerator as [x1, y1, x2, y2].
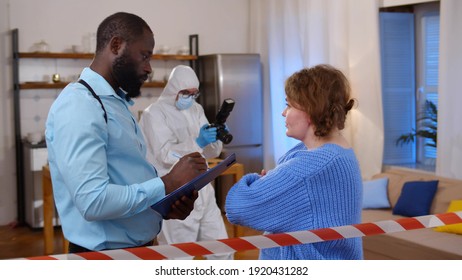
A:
[198, 53, 263, 174]
[198, 54, 263, 210]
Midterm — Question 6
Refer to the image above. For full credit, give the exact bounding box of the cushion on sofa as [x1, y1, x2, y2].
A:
[362, 177, 390, 209]
[434, 200, 462, 235]
[365, 169, 462, 259]
[372, 172, 406, 208]
[392, 180, 438, 217]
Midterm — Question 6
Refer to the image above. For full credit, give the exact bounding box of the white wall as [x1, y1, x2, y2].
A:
[10, 0, 249, 54]
[0, 0, 250, 225]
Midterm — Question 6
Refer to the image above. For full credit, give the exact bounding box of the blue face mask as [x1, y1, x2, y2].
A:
[175, 96, 194, 110]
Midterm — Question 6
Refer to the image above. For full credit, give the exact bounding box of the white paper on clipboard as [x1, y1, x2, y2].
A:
[151, 153, 237, 218]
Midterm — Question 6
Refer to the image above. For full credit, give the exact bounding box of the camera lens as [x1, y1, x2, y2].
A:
[217, 128, 233, 144]
[220, 133, 233, 144]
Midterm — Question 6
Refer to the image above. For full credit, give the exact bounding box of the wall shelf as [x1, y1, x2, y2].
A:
[18, 52, 197, 61]
[19, 80, 167, 89]
[16, 52, 198, 90]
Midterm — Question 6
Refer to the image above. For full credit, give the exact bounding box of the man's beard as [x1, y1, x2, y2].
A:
[112, 51, 146, 98]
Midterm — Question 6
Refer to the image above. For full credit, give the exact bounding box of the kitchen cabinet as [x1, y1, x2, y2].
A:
[23, 141, 53, 228]
[12, 28, 199, 225]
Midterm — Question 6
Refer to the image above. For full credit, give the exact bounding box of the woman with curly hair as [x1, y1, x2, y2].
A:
[226, 64, 363, 260]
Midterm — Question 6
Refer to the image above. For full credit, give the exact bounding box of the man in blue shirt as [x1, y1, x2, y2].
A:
[45, 12, 206, 253]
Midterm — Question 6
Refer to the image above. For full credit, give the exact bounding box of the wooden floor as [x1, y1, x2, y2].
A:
[0, 216, 261, 260]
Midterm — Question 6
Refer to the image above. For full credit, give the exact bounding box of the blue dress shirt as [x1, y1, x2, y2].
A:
[45, 67, 165, 251]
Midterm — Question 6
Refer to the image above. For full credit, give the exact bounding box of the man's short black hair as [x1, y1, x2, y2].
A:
[95, 12, 152, 53]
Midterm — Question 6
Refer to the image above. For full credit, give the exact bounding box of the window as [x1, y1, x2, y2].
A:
[379, 2, 439, 171]
[416, 6, 439, 162]
[380, 11, 416, 165]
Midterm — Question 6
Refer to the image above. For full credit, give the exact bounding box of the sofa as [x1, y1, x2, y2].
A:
[361, 168, 462, 260]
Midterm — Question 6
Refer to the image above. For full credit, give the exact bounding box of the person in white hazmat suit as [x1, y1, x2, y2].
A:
[139, 65, 233, 259]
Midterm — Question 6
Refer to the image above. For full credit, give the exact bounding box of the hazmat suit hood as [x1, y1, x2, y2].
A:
[157, 65, 200, 106]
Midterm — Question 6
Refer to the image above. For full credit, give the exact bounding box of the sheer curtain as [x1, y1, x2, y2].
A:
[436, 0, 462, 179]
[249, 0, 383, 178]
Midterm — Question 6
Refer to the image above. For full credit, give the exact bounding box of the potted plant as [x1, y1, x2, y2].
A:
[396, 100, 437, 147]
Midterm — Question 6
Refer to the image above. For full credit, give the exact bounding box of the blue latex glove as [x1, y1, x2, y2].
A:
[196, 124, 217, 148]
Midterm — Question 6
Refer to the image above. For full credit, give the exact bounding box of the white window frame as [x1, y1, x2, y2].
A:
[415, 3, 439, 164]
[379, 2, 439, 171]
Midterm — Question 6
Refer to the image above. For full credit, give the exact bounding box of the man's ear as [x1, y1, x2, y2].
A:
[109, 36, 124, 55]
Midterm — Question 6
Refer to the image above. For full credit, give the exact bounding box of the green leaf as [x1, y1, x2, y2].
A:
[395, 99, 438, 147]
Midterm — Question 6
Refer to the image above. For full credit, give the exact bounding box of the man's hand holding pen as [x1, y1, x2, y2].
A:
[160, 152, 206, 220]
[161, 152, 206, 194]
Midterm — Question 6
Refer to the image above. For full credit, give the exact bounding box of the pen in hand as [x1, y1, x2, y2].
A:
[172, 152, 209, 169]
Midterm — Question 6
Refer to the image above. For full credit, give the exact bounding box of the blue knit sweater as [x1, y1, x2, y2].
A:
[225, 142, 363, 260]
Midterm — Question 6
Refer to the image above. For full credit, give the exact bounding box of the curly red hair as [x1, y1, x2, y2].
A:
[284, 64, 356, 137]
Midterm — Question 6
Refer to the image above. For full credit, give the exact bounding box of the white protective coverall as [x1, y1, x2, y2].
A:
[139, 65, 232, 259]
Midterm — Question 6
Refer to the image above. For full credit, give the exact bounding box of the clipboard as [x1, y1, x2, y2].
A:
[151, 153, 237, 218]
